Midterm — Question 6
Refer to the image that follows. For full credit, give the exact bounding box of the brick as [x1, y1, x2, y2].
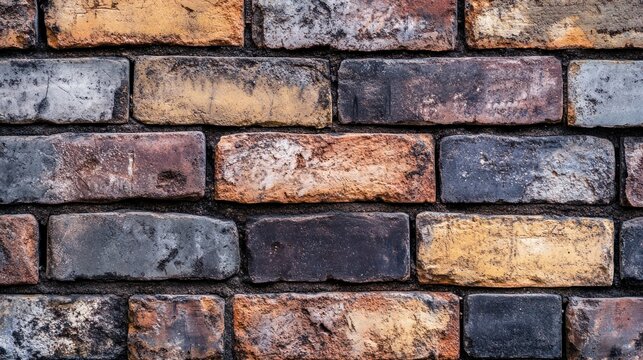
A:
[623, 138, 643, 207]
[0, 295, 126, 359]
[0, 0, 36, 49]
[338, 57, 562, 125]
[0, 132, 205, 204]
[569, 61, 643, 127]
[134, 57, 331, 127]
[621, 218, 643, 282]
[466, 0, 643, 49]
[234, 292, 460, 359]
[464, 294, 562, 359]
[246, 212, 410, 283]
[215, 133, 435, 203]
[567, 297, 643, 359]
[416, 212, 614, 287]
[440, 135, 615, 204]
[45, 0, 243, 48]
[0, 214, 38, 285]
[129, 295, 225, 360]
[47, 212, 239, 281]
[0, 58, 129, 124]
[252, 0, 456, 51]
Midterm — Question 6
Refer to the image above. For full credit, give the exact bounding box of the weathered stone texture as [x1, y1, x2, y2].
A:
[416, 212, 614, 287]
[234, 292, 460, 359]
[0, 214, 38, 285]
[45, 0, 244, 48]
[246, 213, 410, 283]
[466, 0, 643, 49]
[440, 135, 615, 204]
[253, 0, 457, 51]
[465, 294, 562, 359]
[129, 295, 225, 360]
[0, 0, 36, 48]
[47, 212, 239, 281]
[0, 295, 127, 359]
[569, 61, 643, 127]
[339, 57, 562, 125]
[215, 133, 435, 203]
[621, 218, 643, 282]
[567, 297, 643, 360]
[0, 58, 130, 124]
[0, 132, 205, 204]
[134, 57, 331, 127]
[623, 138, 643, 207]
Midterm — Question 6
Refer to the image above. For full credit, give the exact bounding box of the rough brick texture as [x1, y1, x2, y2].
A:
[568, 61, 643, 127]
[128, 295, 225, 360]
[234, 292, 460, 359]
[465, 294, 562, 359]
[134, 57, 331, 127]
[246, 213, 410, 283]
[0, 295, 127, 359]
[0, 0, 36, 49]
[466, 0, 643, 49]
[0, 132, 205, 204]
[621, 218, 643, 283]
[623, 138, 643, 207]
[0, 58, 130, 124]
[215, 133, 435, 203]
[47, 212, 239, 281]
[253, 0, 457, 51]
[0, 214, 38, 285]
[338, 57, 562, 125]
[440, 135, 615, 204]
[417, 212, 614, 287]
[45, 0, 244, 48]
[567, 298, 643, 360]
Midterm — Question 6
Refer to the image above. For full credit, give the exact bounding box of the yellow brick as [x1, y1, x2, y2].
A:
[416, 212, 614, 287]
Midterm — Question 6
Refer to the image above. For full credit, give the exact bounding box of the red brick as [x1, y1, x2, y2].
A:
[0, 214, 38, 285]
[0, 0, 36, 49]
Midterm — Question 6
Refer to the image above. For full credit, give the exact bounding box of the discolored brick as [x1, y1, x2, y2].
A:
[45, 0, 244, 48]
[0, 58, 129, 124]
[464, 294, 562, 359]
[246, 212, 410, 283]
[440, 135, 615, 204]
[568, 61, 643, 127]
[621, 218, 643, 283]
[0, 0, 36, 49]
[0, 132, 205, 204]
[129, 295, 225, 360]
[252, 0, 457, 51]
[623, 138, 643, 207]
[0, 295, 127, 359]
[134, 57, 331, 127]
[234, 292, 460, 359]
[0, 214, 38, 285]
[339, 57, 562, 125]
[416, 212, 614, 287]
[567, 297, 643, 360]
[215, 133, 435, 203]
[47, 212, 239, 281]
[466, 0, 643, 49]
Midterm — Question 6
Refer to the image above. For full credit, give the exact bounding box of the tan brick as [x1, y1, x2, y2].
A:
[0, 0, 36, 48]
[215, 133, 435, 203]
[0, 214, 38, 285]
[417, 212, 614, 287]
[134, 57, 331, 127]
[233, 292, 460, 360]
[45, 0, 244, 48]
[466, 0, 643, 49]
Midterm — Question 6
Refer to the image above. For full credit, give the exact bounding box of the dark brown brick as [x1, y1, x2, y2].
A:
[0, 214, 38, 285]
[0, 0, 36, 49]
[246, 212, 410, 283]
[339, 57, 562, 125]
[623, 138, 643, 207]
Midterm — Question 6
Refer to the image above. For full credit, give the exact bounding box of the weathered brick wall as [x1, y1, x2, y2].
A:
[0, 0, 641, 359]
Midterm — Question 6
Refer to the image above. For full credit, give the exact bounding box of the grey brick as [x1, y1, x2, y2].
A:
[621, 218, 643, 282]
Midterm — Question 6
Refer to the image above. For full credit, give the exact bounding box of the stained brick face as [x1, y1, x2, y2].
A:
[623, 138, 643, 207]
[0, 0, 36, 48]
[0, 214, 38, 285]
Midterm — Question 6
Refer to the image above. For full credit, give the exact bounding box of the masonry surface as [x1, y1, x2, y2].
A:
[0, 0, 642, 359]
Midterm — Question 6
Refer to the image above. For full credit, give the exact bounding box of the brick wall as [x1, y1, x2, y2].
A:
[0, 0, 641, 359]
